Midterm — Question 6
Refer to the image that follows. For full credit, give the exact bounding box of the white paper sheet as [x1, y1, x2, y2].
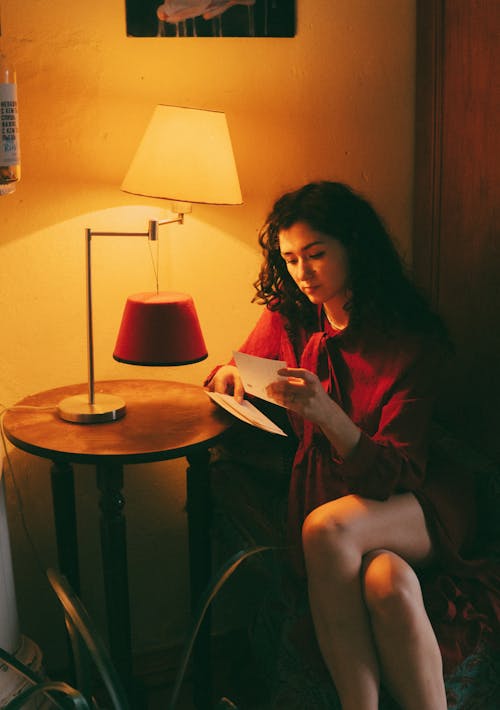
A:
[232, 351, 287, 404]
[207, 391, 287, 436]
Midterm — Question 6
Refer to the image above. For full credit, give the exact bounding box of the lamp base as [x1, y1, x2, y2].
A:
[57, 393, 126, 424]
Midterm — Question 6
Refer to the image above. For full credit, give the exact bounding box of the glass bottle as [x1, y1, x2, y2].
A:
[0, 59, 20, 195]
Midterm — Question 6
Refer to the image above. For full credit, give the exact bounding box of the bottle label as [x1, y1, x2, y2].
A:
[0, 83, 20, 165]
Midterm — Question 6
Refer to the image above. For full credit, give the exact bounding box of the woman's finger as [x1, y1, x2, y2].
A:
[266, 380, 298, 408]
[277, 367, 318, 384]
[233, 377, 245, 403]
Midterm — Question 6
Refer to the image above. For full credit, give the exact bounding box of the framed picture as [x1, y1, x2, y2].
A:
[125, 1, 296, 38]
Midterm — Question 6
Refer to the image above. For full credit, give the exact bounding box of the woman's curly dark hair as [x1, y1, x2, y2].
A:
[254, 181, 447, 341]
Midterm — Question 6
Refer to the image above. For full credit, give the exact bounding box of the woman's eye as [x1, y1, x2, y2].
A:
[285, 258, 298, 265]
[309, 251, 325, 260]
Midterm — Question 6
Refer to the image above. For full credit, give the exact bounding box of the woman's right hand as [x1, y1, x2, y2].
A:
[206, 365, 245, 403]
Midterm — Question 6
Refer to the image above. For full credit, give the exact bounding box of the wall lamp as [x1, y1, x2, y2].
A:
[57, 105, 242, 424]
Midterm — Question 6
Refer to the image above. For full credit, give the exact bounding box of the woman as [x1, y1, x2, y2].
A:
[207, 182, 495, 709]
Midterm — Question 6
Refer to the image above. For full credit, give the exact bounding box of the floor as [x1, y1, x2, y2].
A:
[146, 680, 258, 710]
[51, 629, 262, 709]
[143, 634, 266, 710]
[147, 680, 196, 709]
[148, 689, 242, 710]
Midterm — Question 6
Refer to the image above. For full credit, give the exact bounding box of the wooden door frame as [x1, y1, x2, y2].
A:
[412, 0, 444, 305]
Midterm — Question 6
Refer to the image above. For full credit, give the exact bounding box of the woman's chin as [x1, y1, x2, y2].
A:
[305, 293, 323, 305]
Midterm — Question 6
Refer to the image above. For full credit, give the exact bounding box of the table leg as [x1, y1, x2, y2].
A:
[50, 461, 80, 594]
[96, 463, 133, 688]
[186, 448, 213, 710]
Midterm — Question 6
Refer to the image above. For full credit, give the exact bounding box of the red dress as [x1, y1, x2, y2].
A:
[232, 306, 500, 672]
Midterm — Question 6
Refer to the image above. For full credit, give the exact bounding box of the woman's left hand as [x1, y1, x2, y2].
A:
[266, 367, 332, 423]
[268, 367, 361, 459]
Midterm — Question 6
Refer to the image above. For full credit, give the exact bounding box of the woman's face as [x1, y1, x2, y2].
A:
[278, 221, 350, 312]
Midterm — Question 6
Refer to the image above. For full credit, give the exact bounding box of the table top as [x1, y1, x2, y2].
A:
[3, 380, 232, 464]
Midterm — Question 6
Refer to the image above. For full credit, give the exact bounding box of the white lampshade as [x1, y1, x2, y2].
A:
[121, 104, 242, 205]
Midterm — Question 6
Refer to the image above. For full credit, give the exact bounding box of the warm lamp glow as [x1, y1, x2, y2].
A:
[113, 292, 208, 366]
[58, 103, 242, 424]
[121, 105, 242, 205]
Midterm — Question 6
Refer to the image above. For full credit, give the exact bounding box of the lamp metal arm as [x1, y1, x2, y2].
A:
[85, 215, 184, 405]
[88, 215, 184, 242]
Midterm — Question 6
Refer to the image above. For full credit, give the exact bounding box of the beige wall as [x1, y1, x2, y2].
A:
[0, 0, 415, 667]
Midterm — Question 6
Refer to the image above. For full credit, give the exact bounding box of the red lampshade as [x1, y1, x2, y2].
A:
[113, 291, 208, 366]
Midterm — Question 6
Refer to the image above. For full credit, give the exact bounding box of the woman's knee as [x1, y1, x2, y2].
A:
[362, 550, 424, 620]
[301, 495, 362, 560]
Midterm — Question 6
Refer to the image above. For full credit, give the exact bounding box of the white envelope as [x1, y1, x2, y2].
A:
[232, 351, 287, 404]
[207, 391, 287, 436]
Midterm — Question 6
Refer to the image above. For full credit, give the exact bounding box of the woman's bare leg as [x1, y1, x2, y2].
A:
[303, 503, 380, 709]
[362, 549, 447, 709]
[301, 493, 446, 710]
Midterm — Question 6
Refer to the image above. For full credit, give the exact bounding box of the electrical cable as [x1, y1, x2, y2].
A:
[147, 234, 160, 293]
[0, 403, 58, 576]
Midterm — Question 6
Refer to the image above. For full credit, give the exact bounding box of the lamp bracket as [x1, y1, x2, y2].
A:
[148, 214, 184, 241]
[88, 213, 185, 242]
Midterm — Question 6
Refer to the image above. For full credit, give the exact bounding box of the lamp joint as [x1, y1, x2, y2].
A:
[148, 214, 184, 241]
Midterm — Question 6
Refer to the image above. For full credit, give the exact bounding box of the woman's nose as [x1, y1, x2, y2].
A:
[298, 259, 313, 280]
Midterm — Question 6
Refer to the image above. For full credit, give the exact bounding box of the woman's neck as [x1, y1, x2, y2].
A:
[323, 300, 349, 331]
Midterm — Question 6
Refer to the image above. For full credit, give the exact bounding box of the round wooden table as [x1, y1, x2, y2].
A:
[3, 379, 232, 708]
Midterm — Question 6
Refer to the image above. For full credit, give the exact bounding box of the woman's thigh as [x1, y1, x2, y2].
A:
[303, 493, 434, 566]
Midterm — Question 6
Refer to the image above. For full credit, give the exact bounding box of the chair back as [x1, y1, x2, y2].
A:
[47, 568, 130, 710]
[0, 645, 90, 709]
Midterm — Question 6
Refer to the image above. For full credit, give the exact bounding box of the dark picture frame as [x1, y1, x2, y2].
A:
[126, 1, 296, 38]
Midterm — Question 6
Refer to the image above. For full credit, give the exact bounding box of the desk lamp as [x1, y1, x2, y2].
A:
[57, 105, 242, 424]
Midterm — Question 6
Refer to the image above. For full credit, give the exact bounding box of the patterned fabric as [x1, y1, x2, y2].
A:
[446, 645, 500, 710]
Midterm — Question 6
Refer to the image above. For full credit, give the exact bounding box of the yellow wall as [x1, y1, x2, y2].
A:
[0, 0, 415, 667]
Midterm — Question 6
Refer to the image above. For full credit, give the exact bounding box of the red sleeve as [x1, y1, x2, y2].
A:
[336, 342, 443, 500]
[237, 308, 283, 358]
[204, 307, 283, 386]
